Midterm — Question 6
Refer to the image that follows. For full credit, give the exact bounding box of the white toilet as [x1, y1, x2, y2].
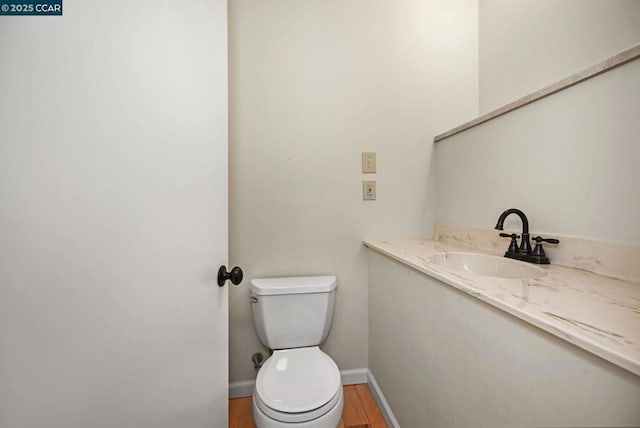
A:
[250, 275, 343, 428]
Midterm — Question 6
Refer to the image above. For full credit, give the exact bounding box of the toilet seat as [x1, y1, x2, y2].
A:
[254, 385, 342, 424]
[255, 347, 342, 423]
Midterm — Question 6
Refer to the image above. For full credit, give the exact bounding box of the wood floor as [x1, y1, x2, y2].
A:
[229, 383, 388, 428]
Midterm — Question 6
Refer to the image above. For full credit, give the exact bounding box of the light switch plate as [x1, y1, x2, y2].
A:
[362, 152, 376, 173]
[363, 180, 376, 200]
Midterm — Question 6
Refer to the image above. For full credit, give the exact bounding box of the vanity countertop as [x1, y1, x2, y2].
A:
[364, 239, 640, 377]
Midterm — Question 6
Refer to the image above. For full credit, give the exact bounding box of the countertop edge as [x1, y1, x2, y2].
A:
[363, 240, 640, 377]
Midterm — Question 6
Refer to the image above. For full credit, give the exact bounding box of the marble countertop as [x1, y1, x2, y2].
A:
[364, 239, 640, 377]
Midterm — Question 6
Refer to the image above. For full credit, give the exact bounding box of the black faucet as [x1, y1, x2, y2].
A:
[494, 208, 559, 264]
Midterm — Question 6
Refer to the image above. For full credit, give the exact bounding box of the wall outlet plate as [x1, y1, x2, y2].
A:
[362, 152, 377, 173]
[363, 180, 376, 200]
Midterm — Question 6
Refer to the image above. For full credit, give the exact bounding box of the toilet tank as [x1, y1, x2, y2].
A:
[250, 275, 337, 350]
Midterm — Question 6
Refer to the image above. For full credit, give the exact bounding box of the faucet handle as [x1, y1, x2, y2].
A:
[532, 236, 559, 244]
[531, 236, 559, 258]
[499, 232, 520, 239]
[499, 233, 520, 253]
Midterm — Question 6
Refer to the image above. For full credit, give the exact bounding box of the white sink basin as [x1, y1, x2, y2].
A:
[428, 252, 546, 279]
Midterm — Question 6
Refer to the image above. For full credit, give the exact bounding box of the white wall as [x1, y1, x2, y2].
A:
[479, 0, 640, 113]
[436, 57, 640, 246]
[369, 252, 640, 427]
[0, 1, 229, 426]
[228, 0, 479, 383]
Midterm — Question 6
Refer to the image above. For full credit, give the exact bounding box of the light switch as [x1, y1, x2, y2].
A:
[362, 152, 376, 173]
[363, 180, 376, 200]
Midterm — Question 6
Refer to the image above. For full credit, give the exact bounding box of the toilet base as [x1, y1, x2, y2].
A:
[252, 387, 344, 428]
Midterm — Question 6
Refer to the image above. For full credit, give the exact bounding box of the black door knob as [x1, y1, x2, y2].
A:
[217, 266, 243, 287]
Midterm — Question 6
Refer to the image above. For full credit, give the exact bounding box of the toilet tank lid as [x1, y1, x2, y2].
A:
[250, 275, 337, 296]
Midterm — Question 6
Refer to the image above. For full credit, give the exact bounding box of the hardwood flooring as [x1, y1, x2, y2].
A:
[229, 383, 388, 428]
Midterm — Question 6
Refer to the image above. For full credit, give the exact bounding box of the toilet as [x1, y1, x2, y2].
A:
[250, 275, 343, 428]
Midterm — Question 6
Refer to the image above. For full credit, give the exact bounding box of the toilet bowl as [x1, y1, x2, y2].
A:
[250, 276, 342, 428]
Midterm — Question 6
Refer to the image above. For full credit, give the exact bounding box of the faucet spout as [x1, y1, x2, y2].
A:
[495, 208, 531, 254]
[495, 208, 529, 234]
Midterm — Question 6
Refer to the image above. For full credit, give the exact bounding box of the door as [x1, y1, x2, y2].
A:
[0, 1, 229, 427]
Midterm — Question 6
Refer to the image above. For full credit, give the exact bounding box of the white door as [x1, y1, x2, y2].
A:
[0, 1, 230, 427]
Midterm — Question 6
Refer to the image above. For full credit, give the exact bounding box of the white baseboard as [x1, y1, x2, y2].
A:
[339, 368, 369, 385]
[366, 370, 400, 428]
[229, 368, 399, 428]
[229, 380, 255, 399]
